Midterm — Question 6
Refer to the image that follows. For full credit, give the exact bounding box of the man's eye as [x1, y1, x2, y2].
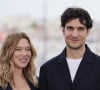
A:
[66, 27, 73, 31]
[78, 27, 85, 31]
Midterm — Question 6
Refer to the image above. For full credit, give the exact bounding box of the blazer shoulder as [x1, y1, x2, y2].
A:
[92, 52, 100, 63]
[95, 54, 100, 60]
[40, 48, 66, 69]
[41, 55, 59, 68]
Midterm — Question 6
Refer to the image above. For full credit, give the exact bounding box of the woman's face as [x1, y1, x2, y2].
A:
[12, 38, 31, 69]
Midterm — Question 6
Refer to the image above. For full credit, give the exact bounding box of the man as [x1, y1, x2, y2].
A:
[39, 7, 100, 90]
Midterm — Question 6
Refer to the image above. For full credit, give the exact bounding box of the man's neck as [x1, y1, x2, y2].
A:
[66, 46, 85, 59]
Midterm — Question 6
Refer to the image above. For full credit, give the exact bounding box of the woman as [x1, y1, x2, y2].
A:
[0, 32, 38, 90]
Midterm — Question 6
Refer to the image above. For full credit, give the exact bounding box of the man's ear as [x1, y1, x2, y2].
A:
[87, 29, 91, 36]
[62, 27, 65, 35]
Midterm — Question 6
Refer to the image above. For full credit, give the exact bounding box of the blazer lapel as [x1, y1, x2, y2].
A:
[72, 45, 96, 87]
[56, 48, 72, 84]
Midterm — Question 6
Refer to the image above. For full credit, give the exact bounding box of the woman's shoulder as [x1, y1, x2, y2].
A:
[0, 86, 4, 90]
[0, 84, 12, 90]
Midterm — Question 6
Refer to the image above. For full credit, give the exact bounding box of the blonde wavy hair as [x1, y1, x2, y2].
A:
[0, 32, 38, 89]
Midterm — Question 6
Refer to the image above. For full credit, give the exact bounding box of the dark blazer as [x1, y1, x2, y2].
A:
[0, 80, 38, 90]
[39, 45, 100, 90]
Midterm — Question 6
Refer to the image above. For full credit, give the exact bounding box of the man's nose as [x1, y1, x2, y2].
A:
[71, 29, 78, 37]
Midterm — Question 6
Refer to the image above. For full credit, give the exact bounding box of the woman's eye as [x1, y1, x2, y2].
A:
[26, 49, 31, 51]
[15, 48, 21, 51]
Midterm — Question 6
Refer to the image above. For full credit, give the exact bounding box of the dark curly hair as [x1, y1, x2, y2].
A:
[61, 7, 93, 29]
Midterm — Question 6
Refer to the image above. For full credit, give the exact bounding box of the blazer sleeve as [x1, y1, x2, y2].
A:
[39, 65, 48, 90]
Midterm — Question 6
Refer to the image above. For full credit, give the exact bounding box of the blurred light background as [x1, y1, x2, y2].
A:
[0, 0, 100, 75]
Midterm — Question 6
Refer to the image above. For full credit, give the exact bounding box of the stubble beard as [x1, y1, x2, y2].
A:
[66, 43, 84, 50]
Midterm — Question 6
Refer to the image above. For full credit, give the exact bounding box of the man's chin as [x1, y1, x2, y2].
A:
[67, 45, 83, 50]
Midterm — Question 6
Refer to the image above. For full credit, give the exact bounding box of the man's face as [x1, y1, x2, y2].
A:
[62, 18, 90, 50]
